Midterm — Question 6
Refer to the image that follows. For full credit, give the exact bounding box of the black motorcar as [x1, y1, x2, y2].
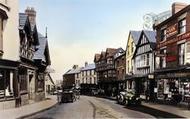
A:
[61, 88, 76, 103]
[124, 91, 141, 106]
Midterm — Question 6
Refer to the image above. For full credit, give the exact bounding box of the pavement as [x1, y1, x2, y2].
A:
[0, 95, 57, 119]
[142, 101, 190, 118]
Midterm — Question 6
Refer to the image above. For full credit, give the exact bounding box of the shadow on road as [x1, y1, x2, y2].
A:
[124, 105, 184, 118]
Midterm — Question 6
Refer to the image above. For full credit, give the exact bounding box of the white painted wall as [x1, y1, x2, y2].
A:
[2, 0, 19, 60]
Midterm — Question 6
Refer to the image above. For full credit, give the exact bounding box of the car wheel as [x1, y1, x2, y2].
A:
[125, 99, 129, 105]
[136, 100, 141, 105]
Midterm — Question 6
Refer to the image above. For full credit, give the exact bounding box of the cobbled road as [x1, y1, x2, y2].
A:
[25, 96, 155, 119]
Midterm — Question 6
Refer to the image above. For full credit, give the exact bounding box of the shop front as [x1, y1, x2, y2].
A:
[155, 69, 190, 104]
[0, 59, 20, 109]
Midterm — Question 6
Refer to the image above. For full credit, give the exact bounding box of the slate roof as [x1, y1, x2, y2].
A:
[143, 30, 156, 49]
[19, 13, 28, 29]
[81, 64, 95, 71]
[65, 67, 82, 75]
[130, 31, 141, 45]
[33, 33, 51, 65]
[114, 47, 125, 59]
[143, 30, 156, 43]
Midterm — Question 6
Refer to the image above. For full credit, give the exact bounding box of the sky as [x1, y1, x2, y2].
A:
[20, 0, 190, 81]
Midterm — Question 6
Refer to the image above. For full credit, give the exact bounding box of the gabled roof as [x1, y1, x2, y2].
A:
[105, 48, 117, 58]
[94, 54, 101, 62]
[132, 30, 156, 58]
[100, 51, 106, 60]
[114, 47, 125, 59]
[47, 74, 55, 85]
[64, 67, 82, 75]
[33, 33, 51, 65]
[81, 63, 95, 71]
[19, 13, 29, 29]
[143, 30, 156, 43]
[19, 13, 39, 45]
[129, 31, 141, 45]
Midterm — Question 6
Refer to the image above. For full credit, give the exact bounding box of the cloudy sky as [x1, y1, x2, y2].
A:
[20, 0, 190, 81]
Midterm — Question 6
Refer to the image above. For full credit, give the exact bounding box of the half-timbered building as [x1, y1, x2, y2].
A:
[132, 30, 156, 100]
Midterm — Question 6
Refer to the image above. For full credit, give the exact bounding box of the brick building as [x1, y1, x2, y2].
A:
[154, 2, 190, 103]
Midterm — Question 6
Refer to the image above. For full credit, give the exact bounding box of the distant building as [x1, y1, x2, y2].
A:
[45, 74, 55, 95]
[63, 65, 82, 88]
[114, 48, 126, 94]
[80, 62, 97, 95]
[95, 48, 123, 96]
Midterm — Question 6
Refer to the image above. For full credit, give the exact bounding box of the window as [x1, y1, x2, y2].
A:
[131, 42, 134, 52]
[146, 54, 149, 66]
[90, 70, 91, 75]
[178, 43, 185, 65]
[160, 49, 166, 68]
[94, 78, 96, 84]
[161, 28, 166, 41]
[178, 19, 186, 34]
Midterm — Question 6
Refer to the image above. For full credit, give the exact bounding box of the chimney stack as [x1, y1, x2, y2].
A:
[73, 65, 78, 69]
[85, 62, 88, 67]
[25, 7, 36, 28]
[172, 2, 187, 15]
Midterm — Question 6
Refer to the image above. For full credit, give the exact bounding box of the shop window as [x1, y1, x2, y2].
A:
[160, 28, 166, 41]
[37, 73, 45, 91]
[178, 43, 185, 65]
[178, 19, 186, 34]
[19, 75, 27, 91]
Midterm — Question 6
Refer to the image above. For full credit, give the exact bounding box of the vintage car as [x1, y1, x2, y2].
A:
[117, 90, 141, 106]
[117, 90, 127, 104]
[61, 88, 76, 103]
[124, 91, 141, 106]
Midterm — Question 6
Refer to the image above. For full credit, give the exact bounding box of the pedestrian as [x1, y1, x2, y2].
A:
[57, 90, 62, 104]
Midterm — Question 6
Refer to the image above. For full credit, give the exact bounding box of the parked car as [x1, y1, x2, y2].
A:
[91, 88, 99, 96]
[124, 91, 141, 106]
[117, 90, 127, 104]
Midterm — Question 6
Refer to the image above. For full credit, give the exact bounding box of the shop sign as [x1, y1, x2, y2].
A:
[148, 74, 154, 79]
[158, 31, 190, 48]
[166, 24, 178, 37]
[157, 72, 190, 78]
[166, 56, 176, 62]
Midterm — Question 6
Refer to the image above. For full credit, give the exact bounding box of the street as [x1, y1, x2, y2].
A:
[26, 96, 155, 119]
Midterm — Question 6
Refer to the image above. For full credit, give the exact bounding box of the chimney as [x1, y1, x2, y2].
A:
[25, 7, 36, 28]
[73, 65, 78, 69]
[85, 62, 88, 67]
[172, 2, 187, 15]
